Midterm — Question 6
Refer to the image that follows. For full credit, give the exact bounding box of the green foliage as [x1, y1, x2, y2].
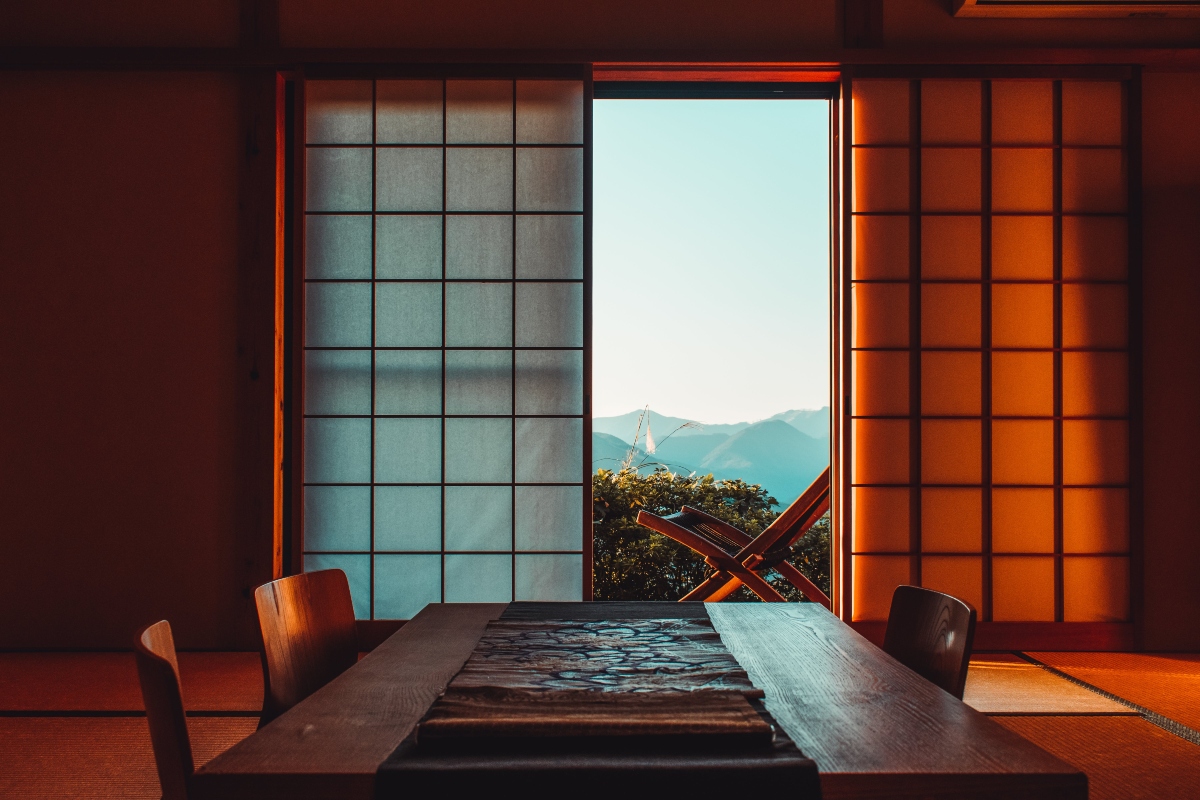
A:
[592, 468, 830, 602]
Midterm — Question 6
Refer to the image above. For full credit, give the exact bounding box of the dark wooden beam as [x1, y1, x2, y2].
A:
[844, 0, 884, 49]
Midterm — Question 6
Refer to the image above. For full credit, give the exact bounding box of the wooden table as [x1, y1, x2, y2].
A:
[192, 602, 1087, 800]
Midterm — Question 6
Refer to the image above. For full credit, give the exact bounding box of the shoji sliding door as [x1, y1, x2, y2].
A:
[298, 73, 589, 619]
[843, 74, 1136, 637]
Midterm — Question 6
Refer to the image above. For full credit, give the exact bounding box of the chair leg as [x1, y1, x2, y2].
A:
[680, 572, 729, 602]
[773, 562, 832, 608]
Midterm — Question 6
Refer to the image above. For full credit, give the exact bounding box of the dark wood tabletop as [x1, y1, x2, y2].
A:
[191, 602, 1087, 800]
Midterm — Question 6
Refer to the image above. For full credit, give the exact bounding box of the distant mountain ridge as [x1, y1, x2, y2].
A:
[591, 408, 830, 504]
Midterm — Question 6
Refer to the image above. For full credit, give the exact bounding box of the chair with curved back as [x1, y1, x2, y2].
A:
[134, 620, 194, 800]
[255, 568, 358, 725]
[882, 585, 977, 699]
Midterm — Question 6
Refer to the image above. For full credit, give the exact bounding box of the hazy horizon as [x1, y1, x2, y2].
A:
[592, 98, 831, 424]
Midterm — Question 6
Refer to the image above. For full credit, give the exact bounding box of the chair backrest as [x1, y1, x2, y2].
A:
[255, 568, 358, 724]
[882, 585, 976, 699]
[134, 620, 193, 800]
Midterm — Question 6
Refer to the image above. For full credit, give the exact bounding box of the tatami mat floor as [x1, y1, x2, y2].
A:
[1, 650, 1197, 798]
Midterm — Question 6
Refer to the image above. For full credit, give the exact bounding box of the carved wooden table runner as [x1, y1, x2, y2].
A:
[417, 617, 771, 748]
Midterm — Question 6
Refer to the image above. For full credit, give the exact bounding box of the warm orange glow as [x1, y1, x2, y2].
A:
[922, 488, 982, 552]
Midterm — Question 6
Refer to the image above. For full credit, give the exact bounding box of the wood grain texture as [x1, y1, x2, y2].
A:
[883, 585, 976, 699]
[191, 603, 505, 800]
[708, 604, 1087, 799]
[134, 622, 192, 800]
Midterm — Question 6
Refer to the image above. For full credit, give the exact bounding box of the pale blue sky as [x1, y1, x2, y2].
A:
[592, 98, 831, 424]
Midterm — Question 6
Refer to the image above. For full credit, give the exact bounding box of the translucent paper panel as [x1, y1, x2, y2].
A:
[374, 554, 440, 619]
[921, 488, 981, 552]
[307, 283, 371, 347]
[306, 81, 373, 144]
[446, 215, 512, 279]
[853, 148, 909, 212]
[375, 350, 441, 415]
[446, 554, 512, 602]
[306, 349, 371, 415]
[1063, 352, 1128, 417]
[922, 352, 981, 416]
[515, 350, 583, 415]
[992, 420, 1055, 485]
[1063, 557, 1129, 622]
[852, 283, 909, 348]
[445, 350, 512, 415]
[921, 149, 981, 212]
[921, 420, 981, 485]
[853, 215, 909, 280]
[992, 488, 1055, 553]
[992, 217, 1054, 280]
[515, 554, 582, 601]
[921, 81, 981, 145]
[516, 148, 584, 211]
[376, 149, 443, 212]
[1064, 488, 1129, 553]
[1062, 285, 1128, 348]
[922, 556, 983, 613]
[376, 80, 443, 144]
[445, 282, 512, 347]
[307, 148, 372, 212]
[1063, 217, 1127, 280]
[852, 420, 910, 485]
[992, 557, 1055, 622]
[992, 149, 1053, 212]
[374, 486, 441, 551]
[306, 215, 371, 279]
[304, 486, 371, 552]
[851, 487, 910, 552]
[852, 81, 910, 145]
[1062, 82, 1123, 146]
[515, 486, 583, 551]
[992, 284, 1054, 348]
[445, 418, 512, 483]
[853, 350, 909, 416]
[991, 81, 1054, 145]
[376, 216, 442, 279]
[515, 418, 582, 483]
[444, 486, 511, 551]
[851, 555, 910, 621]
[922, 284, 981, 348]
[305, 418, 370, 483]
[376, 283, 442, 347]
[921, 216, 980, 279]
[1062, 149, 1126, 213]
[1063, 420, 1128, 485]
[446, 148, 513, 212]
[375, 418, 442, 483]
[516, 215, 583, 279]
[305, 554, 370, 619]
[516, 81, 584, 144]
[516, 283, 583, 347]
[992, 352, 1054, 417]
[446, 80, 513, 144]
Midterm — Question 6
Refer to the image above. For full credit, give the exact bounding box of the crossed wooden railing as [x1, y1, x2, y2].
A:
[636, 466, 832, 607]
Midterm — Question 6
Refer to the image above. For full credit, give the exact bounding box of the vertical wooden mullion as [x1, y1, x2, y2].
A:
[1052, 80, 1065, 623]
[511, 79, 518, 601]
[1126, 71, 1144, 643]
[582, 67, 596, 600]
[839, 74, 855, 619]
[440, 79, 448, 604]
[290, 76, 308, 579]
[369, 78, 377, 620]
[909, 79, 923, 588]
[980, 80, 993, 623]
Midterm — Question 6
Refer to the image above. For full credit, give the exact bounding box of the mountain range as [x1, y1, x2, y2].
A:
[592, 408, 829, 505]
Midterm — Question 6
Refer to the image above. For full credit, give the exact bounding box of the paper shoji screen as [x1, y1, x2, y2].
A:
[849, 79, 1131, 624]
[300, 78, 587, 619]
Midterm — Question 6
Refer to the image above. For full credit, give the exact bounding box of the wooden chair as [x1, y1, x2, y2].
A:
[134, 620, 194, 800]
[255, 568, 358, 725]
[883, 585, 977, 699]
[635, 467, 831, 606]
